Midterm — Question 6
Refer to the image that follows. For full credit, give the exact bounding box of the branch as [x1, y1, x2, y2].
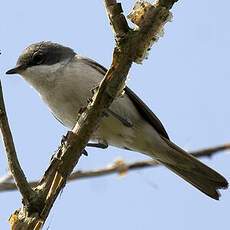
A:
[104, 0, 130, 38]
[6, 0, 180, 228]
[0, 143, 228, 192]
[0, 173, 12, 184]
[0, 82, 36, 207]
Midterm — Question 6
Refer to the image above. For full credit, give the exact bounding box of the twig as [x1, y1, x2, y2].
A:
[1, 143, 228, 192]
[0, 172, 13, 183]
[104, 0, 130, 39]
[190, 144, 230, 157]
[0, 81, 36, 207]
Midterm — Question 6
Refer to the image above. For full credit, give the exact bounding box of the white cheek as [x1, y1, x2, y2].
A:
[20, 62, 68, 94]
[24, 62, 64, 76]
[21, 62, 69, 86]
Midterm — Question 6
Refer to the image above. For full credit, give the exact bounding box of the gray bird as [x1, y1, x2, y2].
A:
[6, 41, 228, 200]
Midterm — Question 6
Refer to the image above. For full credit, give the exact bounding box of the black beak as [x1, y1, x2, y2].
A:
[5, 65, 25, 75]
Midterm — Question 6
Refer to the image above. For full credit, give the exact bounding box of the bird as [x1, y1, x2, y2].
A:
[6, 41, 228, 200]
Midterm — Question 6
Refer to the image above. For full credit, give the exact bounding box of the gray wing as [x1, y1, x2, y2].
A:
[124, 87, 169, 140]
[80, 57, 170, 140]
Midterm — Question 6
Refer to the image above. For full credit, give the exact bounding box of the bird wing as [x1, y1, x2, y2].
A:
[124, 87, 169, 140]
[79, 57, 170, 140]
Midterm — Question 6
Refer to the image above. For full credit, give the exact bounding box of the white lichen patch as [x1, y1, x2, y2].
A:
[129, 1, 173, 63]
[128, 1, 152, 26]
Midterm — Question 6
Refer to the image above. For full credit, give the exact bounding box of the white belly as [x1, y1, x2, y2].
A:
[22, 56, 159, 154]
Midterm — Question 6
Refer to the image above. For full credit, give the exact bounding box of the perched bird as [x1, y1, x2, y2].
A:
[6, 41, 228, 199]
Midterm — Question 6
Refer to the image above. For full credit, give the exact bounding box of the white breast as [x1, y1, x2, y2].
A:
[20, 55, 156, 154]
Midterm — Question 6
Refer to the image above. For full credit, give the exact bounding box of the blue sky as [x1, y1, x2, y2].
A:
[0, 0, 230, 229]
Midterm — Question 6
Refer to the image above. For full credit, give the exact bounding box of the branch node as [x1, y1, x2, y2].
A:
[113, 158, 128, 176]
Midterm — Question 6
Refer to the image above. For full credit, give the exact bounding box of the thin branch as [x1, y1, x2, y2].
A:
[104, 0, 130, 39]
[0, 82, 36, 206]
[189, 144, 230, 157]
[0, 143, 228, 192]
[158, 0, 178, 9]
[0, 172, 13, 183]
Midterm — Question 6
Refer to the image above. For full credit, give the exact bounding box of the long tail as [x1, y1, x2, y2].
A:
[153, 137, 228, 200]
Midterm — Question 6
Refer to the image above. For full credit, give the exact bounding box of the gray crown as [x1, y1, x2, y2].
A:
[17, 41, 76, 68]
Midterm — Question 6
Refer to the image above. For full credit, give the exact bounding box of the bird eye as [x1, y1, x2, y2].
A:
[32, 53, 44, 65]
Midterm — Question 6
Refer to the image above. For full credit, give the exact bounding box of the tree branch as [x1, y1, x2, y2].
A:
[0, 82, 36, 207]
[0, 173, 12, 184]
[0, 143, 228, 192]
[104, 0, 130, 38]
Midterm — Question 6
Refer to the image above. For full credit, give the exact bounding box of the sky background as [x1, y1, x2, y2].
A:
[0, 0, 230, 229]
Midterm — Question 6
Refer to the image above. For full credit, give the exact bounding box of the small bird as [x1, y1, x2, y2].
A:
[6, 41, 228, 199]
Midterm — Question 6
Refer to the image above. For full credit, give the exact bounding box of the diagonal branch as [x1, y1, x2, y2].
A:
[0, 82, 36, 207]
[0, 143, 228, 192]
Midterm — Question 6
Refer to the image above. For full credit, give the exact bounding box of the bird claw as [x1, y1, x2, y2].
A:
[87, 141, 108, 149]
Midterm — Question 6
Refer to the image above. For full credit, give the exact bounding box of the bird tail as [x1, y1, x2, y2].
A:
[152, 137, 228, 200]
